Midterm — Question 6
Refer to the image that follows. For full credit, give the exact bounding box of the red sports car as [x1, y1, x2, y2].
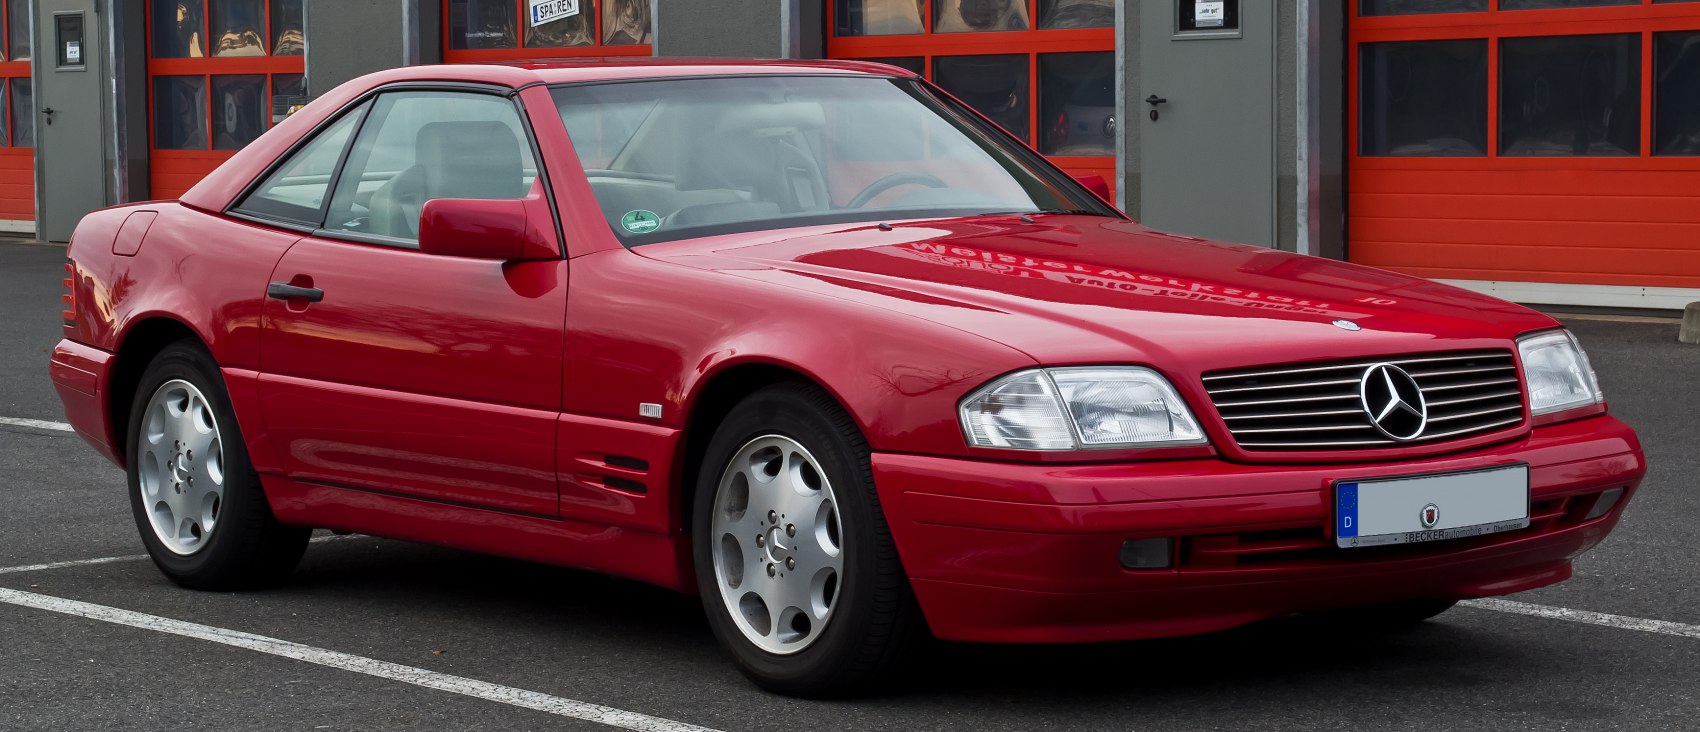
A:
[50, 59, 1644, 697]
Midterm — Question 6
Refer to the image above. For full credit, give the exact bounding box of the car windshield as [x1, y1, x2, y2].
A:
[549, 74, 1118, 246]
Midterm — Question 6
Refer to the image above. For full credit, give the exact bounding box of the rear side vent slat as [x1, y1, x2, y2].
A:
[1204, 350, 1526, 452]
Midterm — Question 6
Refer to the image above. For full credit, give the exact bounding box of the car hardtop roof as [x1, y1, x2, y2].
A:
[385, 57, 917, 87]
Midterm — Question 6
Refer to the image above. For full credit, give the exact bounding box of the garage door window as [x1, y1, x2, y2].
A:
[1360, 40, 1488, 156]
[445, 0, 651, 60]
[1656, 31, 1700, 155]
[1500, 33, 1640, 156]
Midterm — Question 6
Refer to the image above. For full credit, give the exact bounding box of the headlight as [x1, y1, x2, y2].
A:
[1518, 330, 1602, 416]
[960, 367, 1207, 450]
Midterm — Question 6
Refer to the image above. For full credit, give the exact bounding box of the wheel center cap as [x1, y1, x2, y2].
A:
[763, 526, 791, 563]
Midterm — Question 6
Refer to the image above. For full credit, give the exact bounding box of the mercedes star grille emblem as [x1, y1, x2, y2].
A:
[1359, 363, 1428, 441]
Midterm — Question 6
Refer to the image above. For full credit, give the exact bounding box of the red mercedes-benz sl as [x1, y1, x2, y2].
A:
[50, 59, 1644, 696]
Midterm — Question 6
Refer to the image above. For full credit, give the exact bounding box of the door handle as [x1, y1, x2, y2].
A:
[41, 107, 56, 126]
[1144, 95, 1167, 107]
[267, 282, 324, 303]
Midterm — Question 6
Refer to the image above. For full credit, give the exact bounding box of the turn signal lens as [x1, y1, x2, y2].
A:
[958, 370, 1075, 451]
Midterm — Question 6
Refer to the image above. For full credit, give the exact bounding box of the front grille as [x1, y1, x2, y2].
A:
[1202, 350, 1525, 451]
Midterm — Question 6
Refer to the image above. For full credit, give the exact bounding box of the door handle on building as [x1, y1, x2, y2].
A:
[41, 107, 56, 126]
[1144, 95, 1166, 121]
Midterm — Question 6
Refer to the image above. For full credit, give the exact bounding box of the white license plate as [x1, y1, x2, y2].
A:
[1335, 464, 1530, 548]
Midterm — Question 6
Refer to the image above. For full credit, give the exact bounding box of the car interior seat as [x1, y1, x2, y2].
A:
[368, 120, 527, 240]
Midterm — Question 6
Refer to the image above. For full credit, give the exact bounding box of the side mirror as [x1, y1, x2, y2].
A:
[418, 195, 559, 261]
[1073, 174, 1113, 204]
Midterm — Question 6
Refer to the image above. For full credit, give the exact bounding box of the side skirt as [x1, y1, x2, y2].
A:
[261, 475, 698, 594]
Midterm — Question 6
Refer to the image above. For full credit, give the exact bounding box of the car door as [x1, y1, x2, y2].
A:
[252, 88, 568, 516]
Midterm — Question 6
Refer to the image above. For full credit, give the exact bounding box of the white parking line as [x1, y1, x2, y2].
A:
[1462, 598, 1700, 641]
[0, 554, 143, 575]
[0, 416, 74, 432]
[0, 535, 361, 576]
[0, 587, 720, 732]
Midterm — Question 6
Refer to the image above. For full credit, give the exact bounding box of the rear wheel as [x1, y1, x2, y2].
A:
[692, 383, 925, 697]
[126, 341, 309, 589]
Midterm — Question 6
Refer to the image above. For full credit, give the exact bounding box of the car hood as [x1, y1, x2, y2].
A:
[638, 215, 1558, 373]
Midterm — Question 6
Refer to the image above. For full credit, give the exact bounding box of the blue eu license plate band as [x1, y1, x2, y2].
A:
[1337, 482, 1359, 539]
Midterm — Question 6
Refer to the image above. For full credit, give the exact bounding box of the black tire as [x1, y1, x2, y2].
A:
[125, 340, 310, 590]
[1313, 598, 1459, 630]
[692, 382, 926, 697]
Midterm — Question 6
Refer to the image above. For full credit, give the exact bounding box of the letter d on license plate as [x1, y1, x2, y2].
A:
[1335, 464, 1530, 548]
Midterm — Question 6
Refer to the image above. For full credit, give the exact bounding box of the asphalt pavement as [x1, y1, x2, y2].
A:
[2, 240, 1696, 731]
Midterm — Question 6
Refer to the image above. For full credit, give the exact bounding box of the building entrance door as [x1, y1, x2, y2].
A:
[1138, 0, 1275, 247]
[33, 0, 104, 242]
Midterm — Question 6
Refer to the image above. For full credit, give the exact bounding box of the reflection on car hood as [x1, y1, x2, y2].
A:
[639, 215, 1558, 371]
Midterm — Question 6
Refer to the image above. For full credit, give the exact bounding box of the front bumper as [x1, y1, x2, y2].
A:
[872, 415, 1644, 644]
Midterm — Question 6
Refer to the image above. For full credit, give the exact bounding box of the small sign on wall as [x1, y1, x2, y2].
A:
[1195, 1, 1225, 28]
[529, 0, 580, 28]
[1177, 0, 1238, 33]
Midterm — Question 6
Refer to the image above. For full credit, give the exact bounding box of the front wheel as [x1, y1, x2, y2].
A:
[692, 383, 925, 697]
[126, 341, 310, 589]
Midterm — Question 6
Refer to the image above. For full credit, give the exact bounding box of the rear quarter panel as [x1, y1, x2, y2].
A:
[72, 204, 298, 368]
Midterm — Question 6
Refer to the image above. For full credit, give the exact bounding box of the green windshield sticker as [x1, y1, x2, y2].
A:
[621, 210, 661, 234]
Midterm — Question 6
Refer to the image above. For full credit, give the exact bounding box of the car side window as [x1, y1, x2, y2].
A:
[322, 91, 538, 246]
[232, 102, 369, 226]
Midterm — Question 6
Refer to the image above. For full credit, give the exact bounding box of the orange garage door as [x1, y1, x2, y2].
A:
[147, 0, 306, 200]
[2, 0, 33, 225]
[827, 0, 1119, 199]
[1349, 1, 1700, 297]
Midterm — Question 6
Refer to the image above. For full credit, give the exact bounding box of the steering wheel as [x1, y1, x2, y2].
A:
[846, 172, 949, 209]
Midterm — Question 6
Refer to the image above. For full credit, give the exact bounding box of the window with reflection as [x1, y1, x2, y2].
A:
[1360, 40, 1488, 156]
[933, 55, 1029, 141]
[1500, 0, 1636, 9]
[448, 0, 517, 49]
[272, 73, 306, 125]
[836, 0, 925, 36]
[1655, 31, 1700, 156]
[7, 0, 29, 61]
[1360, 0, 1486, 14]
[1039, 0, 1113, 29]
[527, 9, 594, 47]
[935, 0, 1029, 33]
[271, 0, 303, 55]
[1040, 53, 1115, 157]
[10, 78, 30, 148]
[325, 92, 538, 243]
[603, 0, 653, 45]
[1500, 34, 1640, 156]
[154, 76, 209, 150]
[211, 0, 265, 56]
[153, 1, 207, 58]
[212, 75, 266, 149]
[236, 103, 367, 225]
